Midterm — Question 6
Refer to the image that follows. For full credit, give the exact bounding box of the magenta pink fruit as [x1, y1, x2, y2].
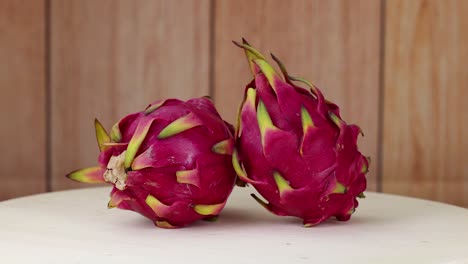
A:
[67, 97, 237, 228]
[232, 40, 369, 226]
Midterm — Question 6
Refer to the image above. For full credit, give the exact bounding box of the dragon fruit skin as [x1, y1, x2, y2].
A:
[232, 40, 369, 226]
[67, 97, 237, 228]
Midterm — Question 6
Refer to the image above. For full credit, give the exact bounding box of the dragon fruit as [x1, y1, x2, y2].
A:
[66, 97, 237, 228]
[232, 40, 369, 226]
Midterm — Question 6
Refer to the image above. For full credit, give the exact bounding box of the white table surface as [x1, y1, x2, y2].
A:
[0, 187, 467, 264]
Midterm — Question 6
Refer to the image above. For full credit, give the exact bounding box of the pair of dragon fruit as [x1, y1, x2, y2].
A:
[67, 41, 368, 228]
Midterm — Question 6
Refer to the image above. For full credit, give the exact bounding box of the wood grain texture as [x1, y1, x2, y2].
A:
[214, 0, 381, 190]
[383, 0, 468, 206]
[0, 0, 46, 200]
[51, 0, 210, 190]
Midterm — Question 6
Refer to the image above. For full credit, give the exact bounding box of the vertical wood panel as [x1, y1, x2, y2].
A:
[383, 0, 468, 206]
[51, 0, 210, 190]
[214, 0, 381, 190]
[0, 0, 46, 200]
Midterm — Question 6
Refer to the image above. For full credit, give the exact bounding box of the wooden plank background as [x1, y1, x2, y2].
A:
[382, 0, 468, 206]
[0, 0, 467, 207]
[0, 0, 46, 200]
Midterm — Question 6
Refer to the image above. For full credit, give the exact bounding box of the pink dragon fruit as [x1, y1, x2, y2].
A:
[67, 97, 237, 228]
[232, 40, 369, 226]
